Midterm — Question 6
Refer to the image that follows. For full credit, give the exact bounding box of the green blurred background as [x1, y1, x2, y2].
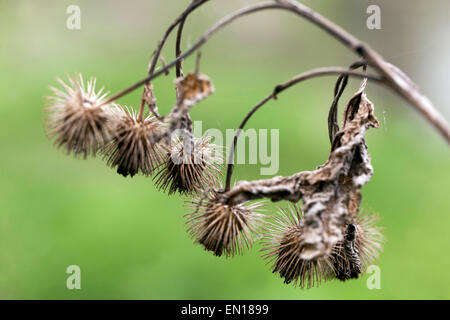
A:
[0, 0, 449, 299]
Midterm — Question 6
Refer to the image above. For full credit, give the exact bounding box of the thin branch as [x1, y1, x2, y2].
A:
[175, 12, 189, 78]
[97, 0, 450, 143]
[149, 0, 209, 77]
[279, 0, 450, 143]
[224, 67, 383, 191]
[328, 61, 367, 143]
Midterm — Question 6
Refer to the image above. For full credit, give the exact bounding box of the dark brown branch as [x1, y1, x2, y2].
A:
[176, 18, 187, 78]
[148, 0, 209, 78]
[224, 78, 379, 204]
[224, 67, 382, 191]
[97, 2, 283, 108]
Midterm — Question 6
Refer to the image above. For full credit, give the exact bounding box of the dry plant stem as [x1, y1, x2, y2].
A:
[224, 67, 382, 191]
[277, 0, 450, 142]
[175, 8, 197, 130]
[175, 14, 188, 77]
[328, 61, 367, 143]
[176, 18, 186, 77]
[98, 0, 450, 143]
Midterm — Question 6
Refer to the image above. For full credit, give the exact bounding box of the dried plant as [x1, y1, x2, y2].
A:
[43, 0, 449, 289]
[175, 72, 214, 107]
[331, 210, 384, 281]
[103, 108, 164, 177]
[262, 205, 334, 289]
[45, 75, 117, 158]
[185, 190, 265, 257]
[352, 210, 385, 271]
[153, 134, 222, 195]
[263, 205, 383, 287]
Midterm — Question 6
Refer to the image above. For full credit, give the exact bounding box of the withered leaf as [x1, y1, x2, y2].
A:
[175, 73, 214, 106]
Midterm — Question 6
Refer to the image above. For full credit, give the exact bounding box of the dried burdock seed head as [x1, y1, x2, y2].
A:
[153, 134, 223, 195]
[185, 190, 264, 257]
[45, 75, 117, 158]
[331, 210, 384, 281]
[262, 205, 334, 289]
[175, 73, 214, 106]
[104, 108, 164, 177]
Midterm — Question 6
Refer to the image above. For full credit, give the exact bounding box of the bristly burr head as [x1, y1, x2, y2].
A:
[103, 107, 164, 177]
[153, 134, 223, 195]
[45, 75, 118, 158]
[185, 190, 265, 258]
[261, 205, 335, 289]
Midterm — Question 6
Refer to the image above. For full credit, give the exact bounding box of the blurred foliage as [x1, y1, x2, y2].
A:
[0, 0, 449, 299]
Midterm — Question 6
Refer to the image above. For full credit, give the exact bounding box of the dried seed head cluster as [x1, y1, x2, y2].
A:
[104, 109, 164, 177]
[45, 75, 117, 158]
[153, 134, 222, 195]
[44, 70, 386, 290]
[262, 206, 334, 289]
[185, 191, 265, 257]
[263, 205, 384, 288]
